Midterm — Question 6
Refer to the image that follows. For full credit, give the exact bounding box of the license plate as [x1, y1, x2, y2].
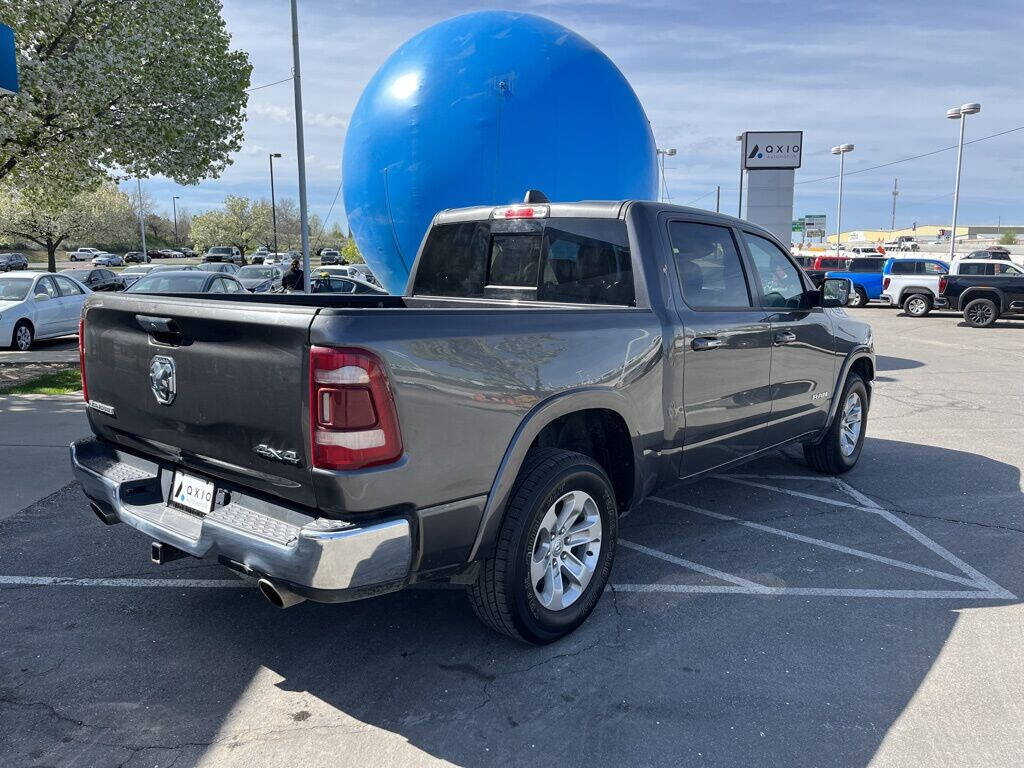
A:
[169, 470, 216, 515]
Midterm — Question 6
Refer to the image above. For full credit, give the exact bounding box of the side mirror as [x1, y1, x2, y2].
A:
[822, 277, 853, 308]
[34, 292, 51, 302]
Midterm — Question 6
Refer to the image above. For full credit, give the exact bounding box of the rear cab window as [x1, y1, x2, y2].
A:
[413, 217, 635, 306]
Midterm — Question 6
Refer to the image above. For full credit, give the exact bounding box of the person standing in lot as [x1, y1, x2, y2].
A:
[282, 258, 304, 292]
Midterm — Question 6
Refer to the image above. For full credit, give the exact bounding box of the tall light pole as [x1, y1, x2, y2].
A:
[172, 195, 180, 248]
[290, 0, 311, 291]
[830, 144, 854, 253]
[890, 178, 898, 232]
[136, 178, 147, 259]
[736, 134, 744, 217]
[656, 148, 676, 203]
[269, 152, 282, 254]
[946, 102, 981, 260]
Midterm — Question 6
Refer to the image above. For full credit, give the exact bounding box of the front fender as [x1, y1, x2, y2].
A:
[817, 347, 874, 441]
[466, 387, 644, 562]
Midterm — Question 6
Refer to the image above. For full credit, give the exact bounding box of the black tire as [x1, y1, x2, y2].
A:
[848, 287, 868, 308]
[468, 448, 618, 644]
[903, 293, 931, 317]
[11, 320, 33, 351]
[803, 373, 868, 474]
[963, 298, 998, 328]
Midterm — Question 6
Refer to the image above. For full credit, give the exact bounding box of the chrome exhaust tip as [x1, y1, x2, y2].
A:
[257, 578, 306, 609]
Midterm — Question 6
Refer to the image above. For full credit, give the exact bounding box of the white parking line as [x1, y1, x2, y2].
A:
[648, 496, 982, 588]
[611, 584, 1011, 599]
[619, 539, 770, 592]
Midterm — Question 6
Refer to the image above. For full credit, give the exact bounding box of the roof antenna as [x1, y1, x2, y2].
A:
[523, 190, 549, 204]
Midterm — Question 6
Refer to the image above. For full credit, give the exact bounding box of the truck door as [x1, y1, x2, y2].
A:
[739, 230, 836, 442]
[666, 219, 773, 476]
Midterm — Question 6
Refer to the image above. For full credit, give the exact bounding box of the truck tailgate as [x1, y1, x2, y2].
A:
[82, 295, 318, 507]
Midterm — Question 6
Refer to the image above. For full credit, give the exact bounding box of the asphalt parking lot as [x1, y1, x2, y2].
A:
[1, 307, 1022, 768]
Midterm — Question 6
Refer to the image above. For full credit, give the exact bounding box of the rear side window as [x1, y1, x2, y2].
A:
[959, 263, 992, 276]
[848, 259, 886, 273]
[668, 221, 751, 309]
[889, 261, 920, 275]
[414, 218, 634, 306]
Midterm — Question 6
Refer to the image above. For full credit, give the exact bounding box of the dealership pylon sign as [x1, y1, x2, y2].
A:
[0, 23, 17, 95]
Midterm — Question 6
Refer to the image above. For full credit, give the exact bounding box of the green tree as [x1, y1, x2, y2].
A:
[998, 229, 1017, 246]
[0, 186, 102, 270]
[190, 195, 264, 255]
[341, 238, 365, 264]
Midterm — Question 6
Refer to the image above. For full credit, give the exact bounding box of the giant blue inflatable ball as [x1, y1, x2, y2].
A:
[342, 11, 658, 293]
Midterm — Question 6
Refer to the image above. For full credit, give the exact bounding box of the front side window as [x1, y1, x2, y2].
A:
[995, 263, 1022, 275]
[36, 276, 60, 298]
[743, 232, 807, 309]
[924, 262, 947, 274]
[668, 221, 751, 309]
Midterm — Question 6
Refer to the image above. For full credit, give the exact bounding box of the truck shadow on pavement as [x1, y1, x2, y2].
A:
[1, 438, 1021, 767]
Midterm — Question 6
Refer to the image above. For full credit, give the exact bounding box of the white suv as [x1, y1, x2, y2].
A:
[880, 258, 949, 316]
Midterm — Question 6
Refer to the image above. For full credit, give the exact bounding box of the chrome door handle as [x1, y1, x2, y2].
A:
[773, 331, 797, 346]
[691, 336, 724, 351]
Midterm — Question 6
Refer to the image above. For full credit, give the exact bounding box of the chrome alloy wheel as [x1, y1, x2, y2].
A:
[15, 325, 32, 351]
[530, 490, 602, 611]
[839, 391, 863, 457]
[906, 296, 928, 316]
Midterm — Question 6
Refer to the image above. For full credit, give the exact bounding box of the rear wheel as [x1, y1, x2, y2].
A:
[468, 448, 617, 644]
[803, 373, 868, 474]
[848, 287, 868, 308]
[11, 321, 33, 351]
[903, 293, 931, 317]
[963, 298, 998, 328]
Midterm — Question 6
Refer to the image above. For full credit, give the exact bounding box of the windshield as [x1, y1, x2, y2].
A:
[0, 277, 34, 301]
[237, 266, 275, 279]
[62, 269, 90, 280]
[127, 273, 208, 293]
[123, 266, 151, 274]
[209, 247, 232, 255]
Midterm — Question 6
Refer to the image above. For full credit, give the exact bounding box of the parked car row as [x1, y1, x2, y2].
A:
[812, 254, 1024, 328]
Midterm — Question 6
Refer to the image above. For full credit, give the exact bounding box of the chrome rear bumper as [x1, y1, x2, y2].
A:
[69, 437, 412, 598]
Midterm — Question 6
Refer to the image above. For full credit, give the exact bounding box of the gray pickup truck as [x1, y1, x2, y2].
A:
[70, 197, 874, 643]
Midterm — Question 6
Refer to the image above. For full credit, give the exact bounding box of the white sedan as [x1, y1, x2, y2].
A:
[92, 253, 125, 266]
[1, 271, 91, 351]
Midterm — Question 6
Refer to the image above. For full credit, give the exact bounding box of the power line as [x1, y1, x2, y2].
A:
[246, 76, 293, 93]
[795, 124, 1024, 186]
[311, 177, 343, 253]
[684, 188, 716, 206]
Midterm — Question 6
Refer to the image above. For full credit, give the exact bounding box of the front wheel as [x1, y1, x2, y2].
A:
[468, 448, 617, 644]
[11, 321, 33, 351]
[903, 293, 932, 317]
[963, 298, 998, 328]
[803, 373, 868, 474]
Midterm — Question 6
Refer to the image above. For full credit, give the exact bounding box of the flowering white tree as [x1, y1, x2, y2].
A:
[0, 0, 251, 194]
[0, 185, 102, 269]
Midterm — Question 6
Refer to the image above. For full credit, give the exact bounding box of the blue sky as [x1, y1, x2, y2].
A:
[140, 0, 1024, 235]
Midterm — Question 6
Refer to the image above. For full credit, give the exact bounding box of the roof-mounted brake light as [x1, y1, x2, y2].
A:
[492, 204, 549, 220]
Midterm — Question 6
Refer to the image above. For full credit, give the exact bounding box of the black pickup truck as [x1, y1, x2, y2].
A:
[70, 197, 873, 643]
[937, 264, 1024, 327]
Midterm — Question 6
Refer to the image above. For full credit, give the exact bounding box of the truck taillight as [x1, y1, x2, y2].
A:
[939, 276, 947, 293]
[883, 277, 890, 290]
[309, 346, 403, 471]
[78, 314, 88, 403]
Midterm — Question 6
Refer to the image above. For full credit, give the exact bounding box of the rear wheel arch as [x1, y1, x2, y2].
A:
[468, 391, 642, 562]
[958, 288, 1002, 311]
[898, 286, 935, 304]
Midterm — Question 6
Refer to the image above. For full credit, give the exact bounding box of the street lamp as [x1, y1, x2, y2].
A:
[172, 196, 180, 248]
[736, 134, 744, 217]
[656, 147, 676, 203]
[269, 152, 282, 254]
[946, 102, 981, 260]
[830, 143, 854, 253]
